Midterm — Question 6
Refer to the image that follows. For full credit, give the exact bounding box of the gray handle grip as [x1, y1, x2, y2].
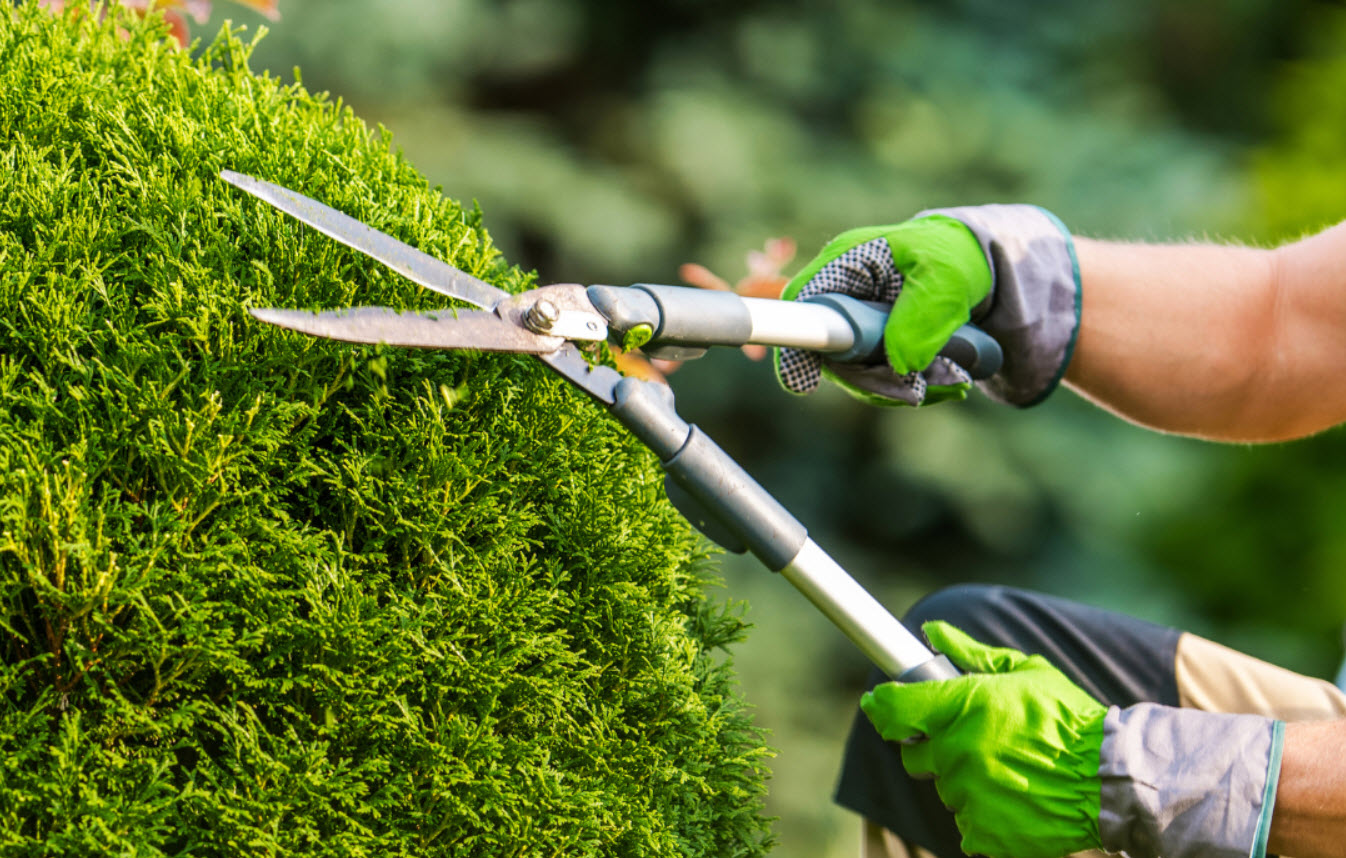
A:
[609, 376, 807, 571]
[607, 374, 956, 681]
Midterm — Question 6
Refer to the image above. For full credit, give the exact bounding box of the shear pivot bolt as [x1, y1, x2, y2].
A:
[525, 299, 561, 333]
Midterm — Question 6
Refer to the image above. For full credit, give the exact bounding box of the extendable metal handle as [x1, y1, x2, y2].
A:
[782, 542, 960, 682]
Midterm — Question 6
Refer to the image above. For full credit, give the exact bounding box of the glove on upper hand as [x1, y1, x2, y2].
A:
[776, 205, 1081, 407]
[775, 216, 991, 407]
[862, 620, 1107, 858]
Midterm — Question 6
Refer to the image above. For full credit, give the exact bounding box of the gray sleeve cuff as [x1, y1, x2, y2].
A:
[1099, 703, 1284, 858]
[918, 204, 1081, 407]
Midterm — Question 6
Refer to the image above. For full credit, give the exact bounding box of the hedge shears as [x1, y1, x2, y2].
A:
[224, 169, 986, 684]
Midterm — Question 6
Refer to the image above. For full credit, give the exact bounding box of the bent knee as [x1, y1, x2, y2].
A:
[903, 584, 1048, 652]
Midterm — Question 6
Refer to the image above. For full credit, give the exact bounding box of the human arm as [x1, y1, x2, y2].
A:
[1268, 718, 1346, 858]
[779, 211, 1346, 439]
[1066, 222, 1346, 442]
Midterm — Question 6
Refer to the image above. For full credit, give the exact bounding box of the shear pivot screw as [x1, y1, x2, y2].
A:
[525, 299, 560, 333]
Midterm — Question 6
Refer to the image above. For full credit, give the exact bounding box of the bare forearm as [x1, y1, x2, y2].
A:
[1063, 222, 1346, 441]
[1268, 720, 1346, 858]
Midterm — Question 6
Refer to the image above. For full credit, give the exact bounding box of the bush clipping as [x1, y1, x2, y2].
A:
[0, 4, 772, 855]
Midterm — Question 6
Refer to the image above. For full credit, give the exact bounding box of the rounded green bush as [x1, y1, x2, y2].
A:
[0, 5, 771, 855]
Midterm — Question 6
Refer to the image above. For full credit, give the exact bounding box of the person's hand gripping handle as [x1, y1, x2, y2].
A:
[776, 206, 1083, 408]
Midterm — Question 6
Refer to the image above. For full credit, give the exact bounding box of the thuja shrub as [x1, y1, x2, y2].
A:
[0, 4, 772, 855]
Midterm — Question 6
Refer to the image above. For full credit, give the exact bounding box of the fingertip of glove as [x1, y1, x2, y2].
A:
[859, 685, 885, 714]
[861, 685, 922, 743]
[919, 619, 958, 647]
[919, 620, 987, 672]
[860, 682, 902, 718]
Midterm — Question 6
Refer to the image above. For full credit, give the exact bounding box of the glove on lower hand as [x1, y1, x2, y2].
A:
[862, 620, 1107, 858]
[863, 621, 1287, 858]
[776, 205, 1081, 407]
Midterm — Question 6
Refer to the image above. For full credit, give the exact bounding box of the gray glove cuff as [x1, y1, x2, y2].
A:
[918, 204, 1081, 406]
[1099, 703, 1285, 858]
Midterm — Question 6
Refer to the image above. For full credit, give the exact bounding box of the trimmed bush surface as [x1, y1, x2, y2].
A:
[0, 4, 772, 855]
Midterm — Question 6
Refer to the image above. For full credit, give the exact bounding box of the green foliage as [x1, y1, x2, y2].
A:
[1252, 9, 1346, 241]
[1145, 442, 1346, 672]
[0, 4, 771, 854]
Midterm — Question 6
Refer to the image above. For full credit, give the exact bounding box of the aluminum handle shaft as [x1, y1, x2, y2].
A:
[780, 540, 949, 678]
[740, 296, 861, 352]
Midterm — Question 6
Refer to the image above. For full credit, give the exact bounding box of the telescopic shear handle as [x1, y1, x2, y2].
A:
[608, 374, 958, 683]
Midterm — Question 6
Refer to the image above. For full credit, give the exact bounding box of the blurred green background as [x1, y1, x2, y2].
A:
[214, 1, 1346, 854]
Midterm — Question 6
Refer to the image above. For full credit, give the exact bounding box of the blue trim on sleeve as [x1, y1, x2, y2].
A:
[1021, 205, 1081, 407]
[1250, 720, 1285, 858]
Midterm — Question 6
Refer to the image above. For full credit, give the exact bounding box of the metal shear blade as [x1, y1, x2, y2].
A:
[249, 306, 565, 353]
[228, 172, 624, 403]
[221, 170, 507, 311]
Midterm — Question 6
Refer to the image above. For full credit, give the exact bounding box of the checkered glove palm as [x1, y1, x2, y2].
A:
[774, 217, 994, 407]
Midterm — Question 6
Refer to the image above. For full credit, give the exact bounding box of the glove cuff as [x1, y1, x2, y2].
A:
[1098, 703, 1285, 858]
[918, 205, 1081, 407]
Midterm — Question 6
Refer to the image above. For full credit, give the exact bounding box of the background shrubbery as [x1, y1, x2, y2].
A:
[0, 5, 770, 854]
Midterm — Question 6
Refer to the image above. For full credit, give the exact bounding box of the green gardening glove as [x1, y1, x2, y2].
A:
[775, 216, 993, 407]
[776, 205, 1082, 408]
[861, 621, 1107, 858]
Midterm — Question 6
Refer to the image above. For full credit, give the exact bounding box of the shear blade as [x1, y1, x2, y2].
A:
[222, 170, 507, 310]
[250, 307, 564, 354]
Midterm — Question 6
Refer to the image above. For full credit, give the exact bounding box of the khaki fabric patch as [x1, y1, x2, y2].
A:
[1176, 633, 1346, 722]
